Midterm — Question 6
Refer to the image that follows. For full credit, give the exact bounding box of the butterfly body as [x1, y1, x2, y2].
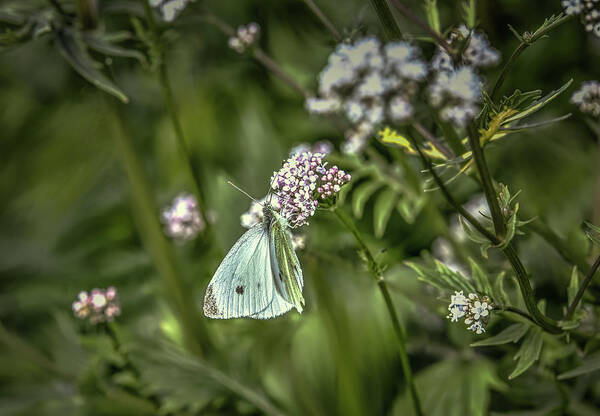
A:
[203, 204, 304, 319]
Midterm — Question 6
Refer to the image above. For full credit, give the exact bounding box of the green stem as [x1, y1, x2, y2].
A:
[494, 305, 537, 326]
[142, 2, 212, 231]
[566, 254, 600, 319]
[389, 0, 453, 54]
[369, 0, 403, 40]
[409, 129, 561, 334]
[106, 96, 208, 356]
[201, 11, 310, 98]
[301, 0, 342, 41]
[332, 208, 424, 416]
[490, 14, 572, 100]
[466, 122, 505, 237]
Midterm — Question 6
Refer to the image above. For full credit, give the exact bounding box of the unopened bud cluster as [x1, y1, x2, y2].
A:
[228, 23, 260, 53]
[72, 287, 121, 324]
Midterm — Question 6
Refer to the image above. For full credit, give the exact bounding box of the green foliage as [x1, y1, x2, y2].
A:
[1, 0, 599, 414]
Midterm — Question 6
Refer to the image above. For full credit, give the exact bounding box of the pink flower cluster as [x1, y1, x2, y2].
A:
[318, 166, 351, 198]
[72, 287, 121, 324]
[161, 193, 205, 241]
[271, 152, 351, 227]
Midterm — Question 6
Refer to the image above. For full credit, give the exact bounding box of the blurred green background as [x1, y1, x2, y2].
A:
[1, 0, 599, 415]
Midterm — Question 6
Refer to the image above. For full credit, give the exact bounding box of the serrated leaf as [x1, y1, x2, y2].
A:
[509, 327, 543, 379]
[499, 114, 571, 133]
[55, 27, 129, 103]
[373, 188, 398, 238]
[406, 254, 476, 294]
[469, 259, 494, 297]
[557, 352, 600, 380]
[471, 323, 529, 347]
[503, 79, 573, 124]
[351, 180, 383, 218]
[567, 266, 579, 307]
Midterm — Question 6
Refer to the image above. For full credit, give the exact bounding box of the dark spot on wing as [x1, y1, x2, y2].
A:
[257, 283, 261, 288]
[203, 285, 220, 317]
[235, 285, 244, 294]
[279, 271, 283, 282]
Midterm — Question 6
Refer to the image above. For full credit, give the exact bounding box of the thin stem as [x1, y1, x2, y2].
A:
[566, 254, 600, 319]
[495, 306, 537, 326]
[409, 128, 562, 334]
[390, 0, 453, 54]
[466, 122, 505, 237]
[368, 0, 403, 40]
[411, 121, 454, 159]
[201, 12, 310, 98]
[301, 0, 342, 41]
[490, 14, 572, 100]
[106, 96, 208, 356]
[332, 208, 424, 416]
[142, 2, 212, 230]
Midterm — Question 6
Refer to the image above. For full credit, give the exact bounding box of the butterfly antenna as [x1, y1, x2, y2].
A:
[227, 181, 259, 203]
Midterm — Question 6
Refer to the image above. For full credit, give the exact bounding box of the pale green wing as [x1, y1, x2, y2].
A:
[203, 224, 276, 319]
[269, 216, 305, 313]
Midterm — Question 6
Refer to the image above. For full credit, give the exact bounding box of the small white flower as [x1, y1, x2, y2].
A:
[429, 67, 482, 127]
[467, 321, 486, 335]
[431, 25, 500, 71]
[162, 193, 205, 241]
[562, 0, 583, 15]
[571, 80, 600, 117]
[389, 95, 413, 121]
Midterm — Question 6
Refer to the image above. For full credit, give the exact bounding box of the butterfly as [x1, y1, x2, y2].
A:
[203, 196, 304, 319]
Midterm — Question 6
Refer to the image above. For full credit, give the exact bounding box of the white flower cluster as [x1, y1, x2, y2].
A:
[149, 0, 193, 22]
[447, 291, 493, 334]
[572, 81, 600, 117]
[427, 26, 498, 128]
[563, 0, 600, 37]
[429, 66, 482, 127]
[431, 25, 500, 72]
[161, 193, 205, 241]
[228, 23, 260, 53]
[72, 287, 121, 324]
[306, 36, 427, 154]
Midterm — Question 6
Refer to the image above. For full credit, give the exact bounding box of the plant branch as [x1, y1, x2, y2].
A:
[466, 122, 505, 237]
[494, 305, 537, 326]
[142, 1, 213, 233]
[369, 0, 403, 40]
[409, 128, 562, 334]
[201, 11, 310, 98]
[105, 95, 208, 356]
[566, 254, 600, 319]
[332, 208, 423, 416]
[490, 14, 572, 100]
[390, 0, 453, 54]
[411, 121, 455, 159]
[301, 0, 342, 41]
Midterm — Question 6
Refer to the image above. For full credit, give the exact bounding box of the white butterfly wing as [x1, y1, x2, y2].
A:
[203, 224, 276, 319]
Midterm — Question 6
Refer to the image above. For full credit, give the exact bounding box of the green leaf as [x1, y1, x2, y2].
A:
[396, 193, 426, 224]
[82, 31, 147, 65]
[373, 188, 398, 238]
[567, 266, 579, 307]
[469, 259, 494, 298]
[584, 221, 600, 246]
[503, 79, 573, 124]
[557, 352, 600, 380]
[55, 27, 129, 103]
[470, 323, 529, 347]
[493, 271, 509, 305]
[509, 327, 543, 379]
[351, 180, 383, 218]
[406, 253, 477, 294]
